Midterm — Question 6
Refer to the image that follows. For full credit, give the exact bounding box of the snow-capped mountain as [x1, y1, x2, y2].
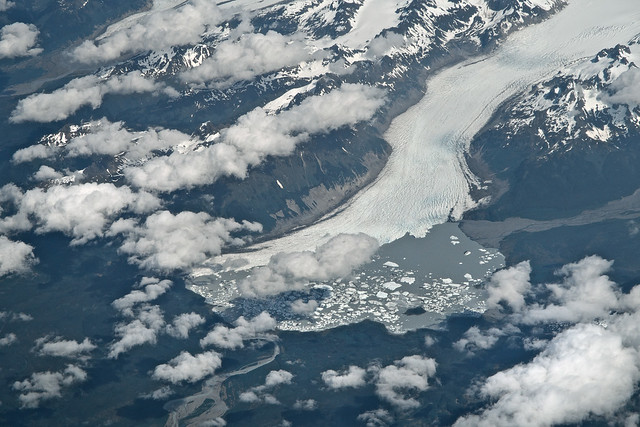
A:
[467, 35, 640, 221]
[22, 0, 564, 237]
[491, 36, 640, 156]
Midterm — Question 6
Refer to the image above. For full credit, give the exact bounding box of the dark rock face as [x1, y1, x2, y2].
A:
[466, 37, 640, 222]
[8, 0, 564, 238]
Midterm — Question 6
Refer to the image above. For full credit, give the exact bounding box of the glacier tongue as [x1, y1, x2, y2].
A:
[213, 0, 640, 268]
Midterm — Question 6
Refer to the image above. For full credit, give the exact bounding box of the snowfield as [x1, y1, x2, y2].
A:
[214, 0, 640, 268]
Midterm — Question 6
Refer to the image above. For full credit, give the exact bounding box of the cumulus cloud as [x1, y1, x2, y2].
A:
[0, 236, 37, 277]
[152, 350, 222, 384]
[124, 84, 386, 192]
[357, 409, 394, 427]
[454, 324, 640, 427]
[12, 144, 55, 164]
[165, 312, 206, 339]
[239, 369, 294, 404]
[181, 30, 313, 86]
[0, 311, 32, 322]
[200, 311, 276, 349]
[264, 394, 280, 405]
[522, 337, 548, 351]
[239, 390, 260, 402]
[140, 386, 174, 400]
[32, 165, 63, 181]
[10, 72, 176, 123]
[0, 333, 17, 346]
[14, 119, 193, 164]
[13, 364, 87, 408]
[264, 370, 294, 387]
[323, 357, 436, 411]
[71, 0, 222, 63]
[366, 32, 405, 59]
[109, 305, 165, 358]
[424, 335, 437, 347]
[0, 22, 41, 59]
[293, 399, 317, 410]
[240, 233, 379, 298]
[290, 299, 318, 315]
[486, 261, 531, 313]
[111, 210, 261, 271]
[374, 355, 437, 410]
[458, 256, 640, 426]
[453, 326, 507, 354]
[522, 256, 619, 324]
[321, 365, 367, 389]
[112, 277, 173, 316]
[34, 336, 96, 358]
[604, 67, 640, 109]
[0, 183, 160, 245]
[0, 1, 15, 11]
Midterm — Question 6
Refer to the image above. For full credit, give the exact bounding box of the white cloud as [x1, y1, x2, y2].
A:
[152, 350, 222, 384]
[112, 277, 173, 316]
[366, 32, 405, 59]
[374, 355, 437, 410]
[357, 409, 394, 427]
[454, 324, 640, 427]
[13, 364, 87, 408]
[165, 312, 206, 339]
[181, 30, 313, 86]
[263, 394, 279, 405]
[264, 370, 293, 387]
[200, 311, 276, 349]
[12, 144, 55, 164]
[124, 84, 386, 192]
[35, 336, 96, 358]
[13, 119, 193, 164]
[0, 22, 41, 59]
[604, 67, 640, 109]
[625, 414, 640, 427]
[453, 326, 506, 354]
[71, 0, 222, 63]
[108, 305, 165, 359]
[457, 256, 640, 426]
[522, 255, 619, 324]
[140, 386, 174, 400]
[264, 233, 379, 281]
[240, 233, 379, 297]
[0, 311, 32, 322]
[111, 210, 262, 271]
[290, 299, 318, 315]
[522, 337, 548, 351]
[293, 399, 317, 410]
[0, 236, 37, 277]
[32, 165, 63, 181]
[10, 72, 176, 123]
[0, 333, 17, 346]
[0, 1, 15, 11]
[240, 369, 294, 404]
[0, 183, 161, 245]
[486, 261, 531, 313]
[239, 390, 260, 402]
[424, 335, 437, 347]
[321, 365, 367, 390]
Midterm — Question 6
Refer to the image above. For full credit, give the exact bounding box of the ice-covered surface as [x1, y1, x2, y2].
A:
[489, 40, 640, 153]
[189, 223, 504, 333]
[332, 0, 409, 50]
[213, 0, 640, 269]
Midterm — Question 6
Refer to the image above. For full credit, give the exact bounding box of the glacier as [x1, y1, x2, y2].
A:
[213, 0, 640, 269]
